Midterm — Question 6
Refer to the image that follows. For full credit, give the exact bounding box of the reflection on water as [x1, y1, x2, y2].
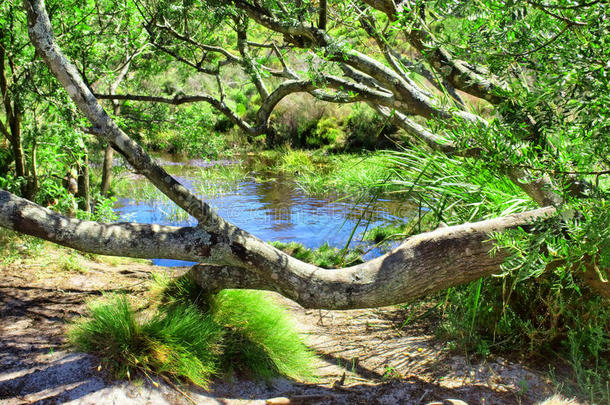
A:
[115, 160, 411, 266]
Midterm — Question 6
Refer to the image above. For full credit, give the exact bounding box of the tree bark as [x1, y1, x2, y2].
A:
[319, 0, 327, 31]
[76, 151, 90, 213]
[0, 188, 560, 308]
[100, 144, 113, 196]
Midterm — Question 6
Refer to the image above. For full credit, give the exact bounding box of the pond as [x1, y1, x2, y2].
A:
[114, 156, 410, 267]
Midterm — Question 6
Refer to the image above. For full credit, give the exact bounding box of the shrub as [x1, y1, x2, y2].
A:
[269, 94, 326, 147]
[346, 104, 393, 150]
[309, 117, 347, 148]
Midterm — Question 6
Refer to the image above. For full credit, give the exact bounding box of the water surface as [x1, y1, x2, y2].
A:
[115, 158, 409, 266]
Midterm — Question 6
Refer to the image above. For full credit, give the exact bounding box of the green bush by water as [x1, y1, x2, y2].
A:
[270, 241, 364, 268]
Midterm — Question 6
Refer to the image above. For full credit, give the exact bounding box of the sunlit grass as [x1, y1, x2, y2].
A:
[155, 274, 316, 381]
[69, 295, 223, 388]
[270, 241, 364, 268]
[212, 289, 316, 380]
[70, 275, 317, 386]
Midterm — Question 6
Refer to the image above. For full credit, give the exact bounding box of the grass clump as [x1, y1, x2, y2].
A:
[294, 153, 395, 197]
[71, 276, 317, 387]
[69, 294, 223, 388]
[361, 224, 409, 244]
[0, 228, 43, 264]
[212, 289, 316, 380]
[270, 241, 364, 268]
[279, 149, 316, 173]
[154, 274, 315, 380]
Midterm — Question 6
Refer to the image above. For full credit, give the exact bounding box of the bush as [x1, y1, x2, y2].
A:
[269, 94, 326, 147]
[309, 117, 347, 148]
[346, 105, 394, 150]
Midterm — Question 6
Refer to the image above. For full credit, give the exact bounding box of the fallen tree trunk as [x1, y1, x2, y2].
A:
[0, 188, 556, 309]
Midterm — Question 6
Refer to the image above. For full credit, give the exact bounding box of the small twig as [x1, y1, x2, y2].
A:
[159, 374, 198, 405]
[526, 0, 588, 26]
[502, 24, 571, 57]
[513, 165, 610, 176]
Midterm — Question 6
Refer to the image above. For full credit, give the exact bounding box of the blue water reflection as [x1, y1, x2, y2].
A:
[115, 164, 408, 267]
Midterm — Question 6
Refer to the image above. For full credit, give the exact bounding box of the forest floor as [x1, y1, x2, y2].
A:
[0, 248, 573, 405]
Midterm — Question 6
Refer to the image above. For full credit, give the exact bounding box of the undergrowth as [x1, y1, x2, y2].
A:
[69, 275, 316, 388]
[386, 147, 610, 403]
[270, 241, 364, 268]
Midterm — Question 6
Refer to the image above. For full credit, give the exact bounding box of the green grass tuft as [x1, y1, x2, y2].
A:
[74, 275, 318, 385]
[270, 241, 364, 268]
[68, 294, 223, 388]
[212, 289, 317, 380]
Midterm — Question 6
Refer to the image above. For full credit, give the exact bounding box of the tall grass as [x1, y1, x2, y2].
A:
[385, 146, 535, 225]
[69, 295, 223, 388]
[70, 276, 317, 387]
[155, 274, 316, 380]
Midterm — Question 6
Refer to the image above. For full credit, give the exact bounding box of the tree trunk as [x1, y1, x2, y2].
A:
[9, 113, 32, 199]
[100, 144, 113, 196]
[77, 151, 90, 213]
[319, 0, 327, 31]
[100, 61, 128, 197]
[0, 46, 26, 191]
[0, 189, 566, 309]
[26, 138, 39, 199]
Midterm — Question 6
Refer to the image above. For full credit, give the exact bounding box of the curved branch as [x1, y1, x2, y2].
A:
[0, 187, 559, 309]
[191, 207, 557, 309]
[94, 92, 256, 134]
[94, 75, 395, 136]
[155, 20, 242, 64]
[0, 190, 213, 261]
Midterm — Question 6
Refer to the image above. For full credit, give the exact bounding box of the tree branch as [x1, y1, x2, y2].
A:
[0, 187, 562, 309]
[0, 189, 213, 261]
